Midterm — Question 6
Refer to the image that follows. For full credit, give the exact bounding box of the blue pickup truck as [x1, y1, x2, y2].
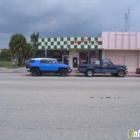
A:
[26, 58, 72, 76]
[76, 59, 128, 77]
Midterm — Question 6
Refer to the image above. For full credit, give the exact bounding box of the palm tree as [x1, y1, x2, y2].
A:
[23, 43, 36, 61]
[9, 34, 27, 66]
[30, 32, 39, 49]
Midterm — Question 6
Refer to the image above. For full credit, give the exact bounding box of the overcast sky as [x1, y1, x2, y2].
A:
[0, 0, 140, 48]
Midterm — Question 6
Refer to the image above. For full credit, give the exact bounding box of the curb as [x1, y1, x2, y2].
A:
[69, 72, 139, 77]
[0, 70, 139, 77]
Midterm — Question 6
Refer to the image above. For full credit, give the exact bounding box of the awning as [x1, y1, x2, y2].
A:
[37, 37, 102, 50]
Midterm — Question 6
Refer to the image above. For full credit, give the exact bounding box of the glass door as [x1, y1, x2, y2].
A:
[62, 55, 69, 65]
[73, 57, 78, 68]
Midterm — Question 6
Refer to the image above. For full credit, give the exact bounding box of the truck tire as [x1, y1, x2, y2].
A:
[31, 68, 41, 76]
[86, 69, 94, 77]
[117, 70, 125, 77]
[59, 69, 67, 77]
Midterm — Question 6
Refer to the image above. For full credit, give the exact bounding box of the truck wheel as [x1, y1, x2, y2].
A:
[86, 69, 94, 77]
[117, 70, 125, 77]
[31, 68, 41, 76]
[59, 69, 67, 77]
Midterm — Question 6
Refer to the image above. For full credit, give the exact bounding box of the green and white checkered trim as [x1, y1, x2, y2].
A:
[37, 37, 102, 50]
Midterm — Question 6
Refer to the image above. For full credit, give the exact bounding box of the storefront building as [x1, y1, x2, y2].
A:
[37, 37, 102, 69]
[102, 32, 140, 72]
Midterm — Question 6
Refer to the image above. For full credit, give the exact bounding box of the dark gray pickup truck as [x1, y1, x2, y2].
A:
[76, 59, 128, 77]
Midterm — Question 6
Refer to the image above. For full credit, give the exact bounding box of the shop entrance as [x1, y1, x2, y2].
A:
[72, 57, 78, 68]
[62, 55, 69, 65]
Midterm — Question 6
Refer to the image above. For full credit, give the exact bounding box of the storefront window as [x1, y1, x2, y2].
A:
[47, 50, 62, 62]
[79, 51, 88, 64]
[89, 51, 98, 64]
[37, 50, 70, 64]
[79, 51, 99, 64]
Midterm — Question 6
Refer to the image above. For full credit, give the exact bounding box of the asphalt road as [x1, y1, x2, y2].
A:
[0, 74, 140, 140]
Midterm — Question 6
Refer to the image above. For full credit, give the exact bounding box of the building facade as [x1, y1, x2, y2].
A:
[102, 32, 140, 72]
[37, 37, 102, 69]
[37, 32, 140, 72]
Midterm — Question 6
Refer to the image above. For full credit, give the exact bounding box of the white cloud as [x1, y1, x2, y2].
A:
[0, 0, 140, 48]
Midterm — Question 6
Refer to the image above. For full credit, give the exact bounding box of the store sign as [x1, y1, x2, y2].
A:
[71, 40, 91, 44]
[71, 40, 101, 45]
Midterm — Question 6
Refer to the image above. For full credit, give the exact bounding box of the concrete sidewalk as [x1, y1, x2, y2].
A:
[0, 67, 139, 77]
[70, 70, 139, 77]
[0, 67, 26, 73]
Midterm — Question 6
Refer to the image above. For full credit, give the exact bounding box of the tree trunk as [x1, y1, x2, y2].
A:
[18, 57, 22, 66]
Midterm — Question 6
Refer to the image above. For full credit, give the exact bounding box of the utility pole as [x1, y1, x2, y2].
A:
[45, 45, 47, 58]
[124, 7, 130, 32]
[66, 42, 70, 50]
[128, 7, 130, 31]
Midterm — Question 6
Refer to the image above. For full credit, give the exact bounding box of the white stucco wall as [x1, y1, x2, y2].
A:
[69, 50, 79, 69]
[103, 50, 140, 72]
[102, 32, 140, 50]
